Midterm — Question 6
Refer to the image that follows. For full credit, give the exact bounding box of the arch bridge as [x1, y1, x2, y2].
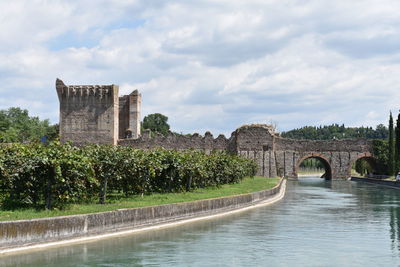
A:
[233, 125, 374, 179]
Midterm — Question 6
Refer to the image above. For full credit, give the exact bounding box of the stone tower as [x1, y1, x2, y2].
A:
[56, 79, 119, 145]
[118, 90, 142, 139]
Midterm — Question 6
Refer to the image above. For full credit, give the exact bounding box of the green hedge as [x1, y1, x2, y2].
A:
[0, 143, 257, 209]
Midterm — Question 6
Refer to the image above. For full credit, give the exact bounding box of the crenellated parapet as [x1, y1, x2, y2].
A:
[118, 130, 231, 153]
[56, 79, 119, 145]
[56, 79, 115, 101]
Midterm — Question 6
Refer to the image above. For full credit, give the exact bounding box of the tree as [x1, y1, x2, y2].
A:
[389, 112, 395, 175]
[395, 112, 400, 173]
[142, 113, 170, 136]
[375, 124, 388, 139]
[372, 139, 389, 175]
[355, 159, 372, 176]
[0, 107, 58, 143]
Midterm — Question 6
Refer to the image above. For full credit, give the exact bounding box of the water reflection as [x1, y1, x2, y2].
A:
[1, 177, 400, 266]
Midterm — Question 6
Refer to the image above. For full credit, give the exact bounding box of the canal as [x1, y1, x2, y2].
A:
[1, 177, 400, 266]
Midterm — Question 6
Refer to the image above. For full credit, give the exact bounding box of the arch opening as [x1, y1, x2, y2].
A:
[296, 155, 332, 180]
[352, 156, 378, 177]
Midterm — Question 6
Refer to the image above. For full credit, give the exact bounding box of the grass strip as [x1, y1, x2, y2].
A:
[0, 177, 279, 221]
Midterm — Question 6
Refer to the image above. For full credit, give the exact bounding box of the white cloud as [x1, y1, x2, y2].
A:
[0, 0, 400, 136]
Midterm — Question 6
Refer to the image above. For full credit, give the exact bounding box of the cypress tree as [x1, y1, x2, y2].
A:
[389, 112, 395, 175]
[395, 112, 400, 174]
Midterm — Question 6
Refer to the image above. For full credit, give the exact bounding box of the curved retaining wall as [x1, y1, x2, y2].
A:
[351, 177, 400, 189]
[0, 178, 284, 250]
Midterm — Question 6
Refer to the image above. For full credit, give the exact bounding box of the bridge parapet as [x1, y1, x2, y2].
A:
[231, 124, 374, 179]
[118, 123, 374, 180]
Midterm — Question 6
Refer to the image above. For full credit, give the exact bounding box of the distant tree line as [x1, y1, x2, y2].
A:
[0, 107, 58, 143]
[282, 124, 388, 140]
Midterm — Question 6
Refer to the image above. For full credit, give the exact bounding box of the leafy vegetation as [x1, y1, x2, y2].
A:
[0, 107, 58, 143]
[0, 143, 257, 210]
[0, 143, 97, 210]
[298, 158, 325, 174]
[282, 123, 388, 140]
[0, 177, 278, 221]
[354, 158, 374, 176]
[364, 140, 388, 175]
[299, 158, 324, 169]
[142, 113, 171, 136]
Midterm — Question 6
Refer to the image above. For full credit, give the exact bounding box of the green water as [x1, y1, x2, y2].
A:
[1, 177, 400, 266]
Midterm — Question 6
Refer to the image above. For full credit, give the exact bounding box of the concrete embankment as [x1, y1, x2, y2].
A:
[0, 178, 285, 253]
[351, 177, 400, 189]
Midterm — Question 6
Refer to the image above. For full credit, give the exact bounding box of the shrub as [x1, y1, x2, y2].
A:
[0, 144, 257, 210]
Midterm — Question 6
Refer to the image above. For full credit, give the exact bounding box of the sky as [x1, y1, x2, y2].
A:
[1, 0, 400, 136]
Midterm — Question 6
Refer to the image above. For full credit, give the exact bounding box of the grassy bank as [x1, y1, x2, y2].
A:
[0, 177, 280, 221]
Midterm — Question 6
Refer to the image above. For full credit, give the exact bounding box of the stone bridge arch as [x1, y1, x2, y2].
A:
[115, 122, 375, 180]
[348, 152, 376, 176]
[295, 153, 332, 180]
[232, 125, 375, 179]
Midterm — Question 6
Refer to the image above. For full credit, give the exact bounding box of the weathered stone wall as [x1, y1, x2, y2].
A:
[56, 79, 142, 145]
[118, 91, 142, 139]
[231, 124, 374, 179]
[55, 78, 374, 180]
[118, 130, 230, 153]
[274, 136, 372, 152]
[118, 124, 374, 179]
[118, 95, 130, 139]
[129, 90, 141, 139]
[56, 79, 119, 145]
[233, 124, 275, 152]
